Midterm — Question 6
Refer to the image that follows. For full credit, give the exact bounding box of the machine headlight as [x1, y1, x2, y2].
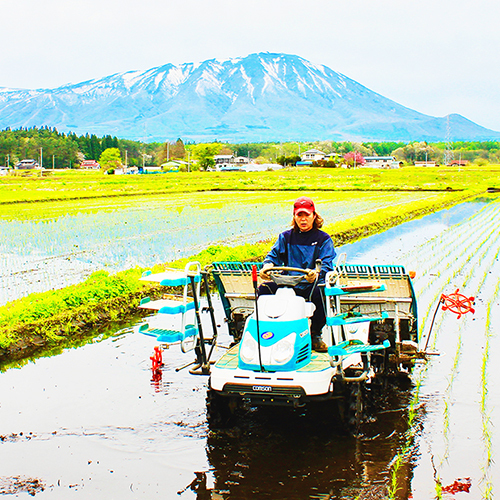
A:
[271, 333, 296, 365]
[240, 334, 258, 364]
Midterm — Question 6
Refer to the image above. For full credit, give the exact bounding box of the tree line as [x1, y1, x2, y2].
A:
[1, 127, 499, 169]
[0, 127, 164, 169]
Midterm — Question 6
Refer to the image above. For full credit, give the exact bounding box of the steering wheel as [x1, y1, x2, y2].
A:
[267, 266, 310, 287]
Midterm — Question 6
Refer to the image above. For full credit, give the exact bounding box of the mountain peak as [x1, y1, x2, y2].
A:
[0, 53, 498, 142]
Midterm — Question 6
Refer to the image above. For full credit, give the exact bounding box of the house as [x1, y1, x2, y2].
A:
[211, 154, 247, 171]
[80, 160, 100, 169]
[15, 159, 40, 169]
[363, 156, 400, 169]
[214, 155, 235, 170]
[324, 153, 341, 162]
[300, 149, 326, 163]
[0, 166, 10, 176]
[234, 156, 250, 165]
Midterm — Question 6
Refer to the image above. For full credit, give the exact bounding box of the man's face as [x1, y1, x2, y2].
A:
[294, 211, 315, 232]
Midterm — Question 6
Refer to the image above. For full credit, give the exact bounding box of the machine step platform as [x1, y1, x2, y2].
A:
[138, 323, 198, 343]
[325, 283, 386, 296]
[326, 311, 389, 326]
[139, 296, 195, 314]
[140, 269, 201, 286]
[328, 339, 391, 356]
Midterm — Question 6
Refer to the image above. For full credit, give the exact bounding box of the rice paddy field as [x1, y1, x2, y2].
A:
[0, 189, 461, 306]
[0, 195, 499, 498]
[400, 198, 500, 499]
[1, 167, 500, 498]
[2, 165, 500, 203]
[329, 195, 500, 498]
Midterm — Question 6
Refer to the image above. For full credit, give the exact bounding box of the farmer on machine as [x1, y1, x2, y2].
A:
[259, 196, 336, 352]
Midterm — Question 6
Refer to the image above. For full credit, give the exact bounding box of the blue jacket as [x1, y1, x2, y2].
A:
[264, 228, 336, 289]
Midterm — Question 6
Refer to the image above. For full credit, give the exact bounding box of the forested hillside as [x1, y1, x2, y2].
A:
[0, 127, 163, 168]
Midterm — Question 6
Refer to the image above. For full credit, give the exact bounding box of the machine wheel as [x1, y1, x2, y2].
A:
[206, 388, 239, 429]
[347, 382, 364, 434]
[336, 382, 365, 435]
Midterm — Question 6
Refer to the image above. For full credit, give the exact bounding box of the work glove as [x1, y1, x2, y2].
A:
[259, 262, 274, 281]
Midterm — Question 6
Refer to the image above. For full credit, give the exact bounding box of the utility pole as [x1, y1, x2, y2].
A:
[444, 115, 454, 166]
[52, 155, 55, 170]
[40, 147, 43, 169]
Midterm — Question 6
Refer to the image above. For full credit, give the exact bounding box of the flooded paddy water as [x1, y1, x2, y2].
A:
[0, 190, 453, 306]
[1, 196, 500, 498]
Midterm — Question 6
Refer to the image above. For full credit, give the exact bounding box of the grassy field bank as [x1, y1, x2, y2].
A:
[1, 165, 500, 203]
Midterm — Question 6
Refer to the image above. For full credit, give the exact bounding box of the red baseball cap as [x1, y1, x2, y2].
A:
[293, 196, 315, 215]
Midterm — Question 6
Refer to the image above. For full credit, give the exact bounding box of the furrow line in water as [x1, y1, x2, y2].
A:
[474, 261, 500, 499]
[418, 204, 499, 288]
[408, 202, 500, 280]
[413, 203, 500, 332]
[416, 212, 500, 496]
[479, 290, 497, 499]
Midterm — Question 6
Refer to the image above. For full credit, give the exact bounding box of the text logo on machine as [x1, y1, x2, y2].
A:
[261, 331, 274, 340]
[253, 385, 272, 392]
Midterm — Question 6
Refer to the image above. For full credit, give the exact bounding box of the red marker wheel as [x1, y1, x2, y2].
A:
[441, 289, 475, 319]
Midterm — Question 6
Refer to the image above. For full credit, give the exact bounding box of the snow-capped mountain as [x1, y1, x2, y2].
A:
[0, 52, 498, 141]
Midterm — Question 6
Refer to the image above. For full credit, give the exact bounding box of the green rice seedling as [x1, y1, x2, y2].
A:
[482, 483, 493, 500]
[478, 291, 497, 498]
[388, 454, 403, 499]
[389, 363, 429, 499]
[435, 477, 443, 500]
[436, 320, 466, 470]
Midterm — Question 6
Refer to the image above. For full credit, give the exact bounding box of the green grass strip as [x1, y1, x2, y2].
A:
[2, 166, 500, 204]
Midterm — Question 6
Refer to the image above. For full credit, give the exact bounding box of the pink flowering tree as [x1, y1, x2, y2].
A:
[343, 151, 365, 167]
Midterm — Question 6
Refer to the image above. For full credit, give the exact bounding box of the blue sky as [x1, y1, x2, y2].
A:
[1, 0, 499, 132]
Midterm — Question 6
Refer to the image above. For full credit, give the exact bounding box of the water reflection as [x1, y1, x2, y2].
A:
[338, 198, 488, 265]
[182, 385, 413, 499]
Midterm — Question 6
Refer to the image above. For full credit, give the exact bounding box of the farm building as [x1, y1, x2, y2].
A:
[363, 156, 400, 169]
[448, 160, 469, 167]
[15, 159, 40, 169]
[414, 161, 439, 167]
[159, 160, 190, 172]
